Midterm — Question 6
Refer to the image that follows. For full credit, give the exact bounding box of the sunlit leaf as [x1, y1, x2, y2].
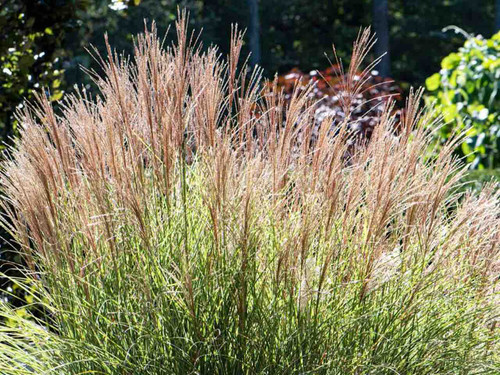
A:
[425, 73, 441, 91]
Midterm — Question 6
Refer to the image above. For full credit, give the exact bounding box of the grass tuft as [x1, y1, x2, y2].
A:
[0, 12, 499, 374]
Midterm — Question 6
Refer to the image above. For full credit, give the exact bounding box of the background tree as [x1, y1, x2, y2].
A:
[259, 0, 370, 73]
[390, 0, 496, 85]
[496, 0, 500, 31]
[6, 0, 499, 123]
[247, 0, 261, 67]
[372, 0, 390, 76]
[0, 0, 85, 144]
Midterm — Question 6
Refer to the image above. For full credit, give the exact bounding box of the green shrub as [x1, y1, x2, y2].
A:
[0, 16, 499, 374]
[426, 30, 500, 170]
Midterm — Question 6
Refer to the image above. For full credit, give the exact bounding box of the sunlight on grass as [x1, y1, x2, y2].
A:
[0, 11, 498, 374]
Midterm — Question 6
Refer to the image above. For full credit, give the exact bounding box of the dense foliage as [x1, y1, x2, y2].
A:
[0, 0, 86, 141]
[0, 18, 498, 374]
[426, 31, 500, 170]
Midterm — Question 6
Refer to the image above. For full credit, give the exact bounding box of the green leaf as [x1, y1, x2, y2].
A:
[441, 53, 461, 70]
[50, 91, 64, 101]
[443, 104, 458, 123]
[425, 73, 441, 91]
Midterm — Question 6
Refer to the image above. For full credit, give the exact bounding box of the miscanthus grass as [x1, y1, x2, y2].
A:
[0, 12, 499, 374]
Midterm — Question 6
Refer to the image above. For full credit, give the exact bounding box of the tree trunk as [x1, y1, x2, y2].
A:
[373, 0, 390, 77]
[247, 0, 261, 67]
[496, 0, 500, 32]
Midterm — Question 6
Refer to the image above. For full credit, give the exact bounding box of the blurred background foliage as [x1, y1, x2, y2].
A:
[1, 0, 500, 307]
[0, 0, 87, 143]
[2, 0, 500, 145]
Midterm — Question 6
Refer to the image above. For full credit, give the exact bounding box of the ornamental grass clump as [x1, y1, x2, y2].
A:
[0, 12, 499, 374]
